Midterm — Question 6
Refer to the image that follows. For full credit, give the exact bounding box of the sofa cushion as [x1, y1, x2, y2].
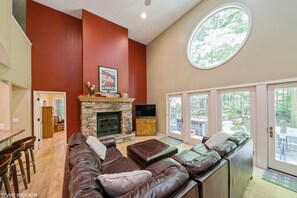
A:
[121, 158, 190, 198]
[98, 170, 152, 197]
[227, 132, 249, 145]
[68, 144, 102, 170]
[73, 189, 103, 198]
[69, 165, 101, 181]
[145, 158, 183, 177]
[172, 150, 221, 175]
[68, 132, 87, 148]
[102, 157, 139, 174]
[205, 132, 230, 149]
[86, 136, 107, 160]
[68, 173, 102, 198]
[102, 146, 123, 167]
[191, 143, 209, 155]
[212, 141, 237, 157]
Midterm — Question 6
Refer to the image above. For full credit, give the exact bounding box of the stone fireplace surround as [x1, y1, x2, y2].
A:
[78, 96, 135, 137]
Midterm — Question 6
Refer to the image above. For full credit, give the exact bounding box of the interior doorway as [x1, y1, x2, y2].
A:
[33, 91, 67, 150]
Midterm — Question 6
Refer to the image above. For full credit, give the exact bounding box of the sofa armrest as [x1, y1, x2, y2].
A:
[194, 159, 228, 198]
[100, 137, 116, 148]
[202, 135, 210, 143]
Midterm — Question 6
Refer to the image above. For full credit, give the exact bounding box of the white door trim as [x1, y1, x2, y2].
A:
[33, 91, 67, 150]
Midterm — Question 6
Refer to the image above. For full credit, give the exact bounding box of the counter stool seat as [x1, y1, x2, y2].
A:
[0, 144, 28, 194]
[12, 136, 36, 183]
[0, 154, 12, 197]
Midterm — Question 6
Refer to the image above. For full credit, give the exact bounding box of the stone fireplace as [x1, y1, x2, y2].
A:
[78, 96, 135, 137]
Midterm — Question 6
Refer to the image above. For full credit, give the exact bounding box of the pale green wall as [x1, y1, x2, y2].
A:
[0, 0, 31, 88]
[0, 0, 32, 146]
[147, 0, 297, 133]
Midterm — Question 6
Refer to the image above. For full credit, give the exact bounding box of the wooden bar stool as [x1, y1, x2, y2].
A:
[12, 136, 36, 183]
[0, 154, 13, 197]
[0, 144, 28, 194]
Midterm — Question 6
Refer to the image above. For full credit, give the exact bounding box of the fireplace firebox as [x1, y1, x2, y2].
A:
[97, 112, 120, 137]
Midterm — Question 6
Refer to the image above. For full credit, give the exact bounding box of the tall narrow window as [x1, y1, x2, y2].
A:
[189, 94, 209, 139]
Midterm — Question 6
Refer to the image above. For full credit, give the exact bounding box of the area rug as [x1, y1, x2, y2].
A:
[159, 136, 183, 146]
[262, 169, 297, 193]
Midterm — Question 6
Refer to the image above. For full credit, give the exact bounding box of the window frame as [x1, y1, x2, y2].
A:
[186, 91, 211, 145]
[217, 87, 256, 137]
[186, 3, 252, 70]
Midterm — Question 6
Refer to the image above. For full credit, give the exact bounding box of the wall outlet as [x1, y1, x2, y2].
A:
[0, 123, 4, 130]
[13, 118, 20, 123]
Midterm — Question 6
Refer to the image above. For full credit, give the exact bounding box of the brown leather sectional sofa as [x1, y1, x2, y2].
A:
[63, 132, 253, 198]
[62, 132, 198, 198]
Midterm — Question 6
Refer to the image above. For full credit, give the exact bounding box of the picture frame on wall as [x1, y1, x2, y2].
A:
[98, 66, 118, 93]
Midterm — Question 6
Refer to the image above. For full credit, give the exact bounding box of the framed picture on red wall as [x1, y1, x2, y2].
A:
[98, 66, 118, 93]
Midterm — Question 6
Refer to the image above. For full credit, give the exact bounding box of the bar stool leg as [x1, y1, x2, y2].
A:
[25, 150, 31, 183]
[10, 162, 19, 194]
[18, 158, 28, 189]
[29, 148, 36, 174]
[3, 174, 12, 197]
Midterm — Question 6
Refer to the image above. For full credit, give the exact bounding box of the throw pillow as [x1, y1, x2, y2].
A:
[205, 132, 230, 149]
[97, 170, 152, 197]
[86, 136, 107, 160]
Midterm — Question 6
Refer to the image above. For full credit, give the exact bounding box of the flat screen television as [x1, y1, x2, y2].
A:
[135, 104, 156, 117]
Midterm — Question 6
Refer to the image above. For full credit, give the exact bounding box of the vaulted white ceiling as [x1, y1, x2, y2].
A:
[33, 0, 201, 44]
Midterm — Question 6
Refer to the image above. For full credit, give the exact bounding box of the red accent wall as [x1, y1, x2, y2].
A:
[27, 0, 83, 140]
[128, 39, 147, 130]
[82, 10, 129, 94]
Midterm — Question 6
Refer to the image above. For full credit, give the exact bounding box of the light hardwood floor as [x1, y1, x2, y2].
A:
[6, 131, 297, 198]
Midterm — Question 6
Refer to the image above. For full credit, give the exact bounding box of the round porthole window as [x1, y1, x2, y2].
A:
[187, 4, 252, 69]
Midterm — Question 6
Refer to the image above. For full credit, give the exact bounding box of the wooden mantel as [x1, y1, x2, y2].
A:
[78, 95, 135, 102]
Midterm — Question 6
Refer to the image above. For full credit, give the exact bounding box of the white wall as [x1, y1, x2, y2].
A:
[147, 0, 297, 134]
[147, 0, 297, 169]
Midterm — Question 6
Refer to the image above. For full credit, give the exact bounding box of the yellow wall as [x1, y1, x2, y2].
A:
[40, 93, 64, 116]
[0, 0, 32, 144]
[147, 0, 297, 133]
[11, 85, 31, 141]
[0, 81, 11, 130]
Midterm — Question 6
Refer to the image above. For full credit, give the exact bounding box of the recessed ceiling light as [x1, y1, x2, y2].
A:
[141, 12, 147, 19]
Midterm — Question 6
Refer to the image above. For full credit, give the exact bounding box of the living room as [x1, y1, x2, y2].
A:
[0, 0, 297, 197]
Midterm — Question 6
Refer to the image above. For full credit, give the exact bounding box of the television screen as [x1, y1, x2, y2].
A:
[135, 104, 156, 117]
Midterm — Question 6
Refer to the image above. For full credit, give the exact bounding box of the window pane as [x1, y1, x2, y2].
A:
[274, 87, 297, 164]
[55, 99, 64, 118]
[190, 94, 208, 139]
[188, 5, 251, 69]
[222, 91, 250, 134]
[169, 96, 182, 134]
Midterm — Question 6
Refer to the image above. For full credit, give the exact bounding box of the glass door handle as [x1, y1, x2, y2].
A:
[269, 127, 274, 138]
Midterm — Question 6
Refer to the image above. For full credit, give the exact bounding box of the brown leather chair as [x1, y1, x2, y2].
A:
[0, 154, 13, 197]
[0, 144, 28, 194]
[12, 136, 37, 183]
